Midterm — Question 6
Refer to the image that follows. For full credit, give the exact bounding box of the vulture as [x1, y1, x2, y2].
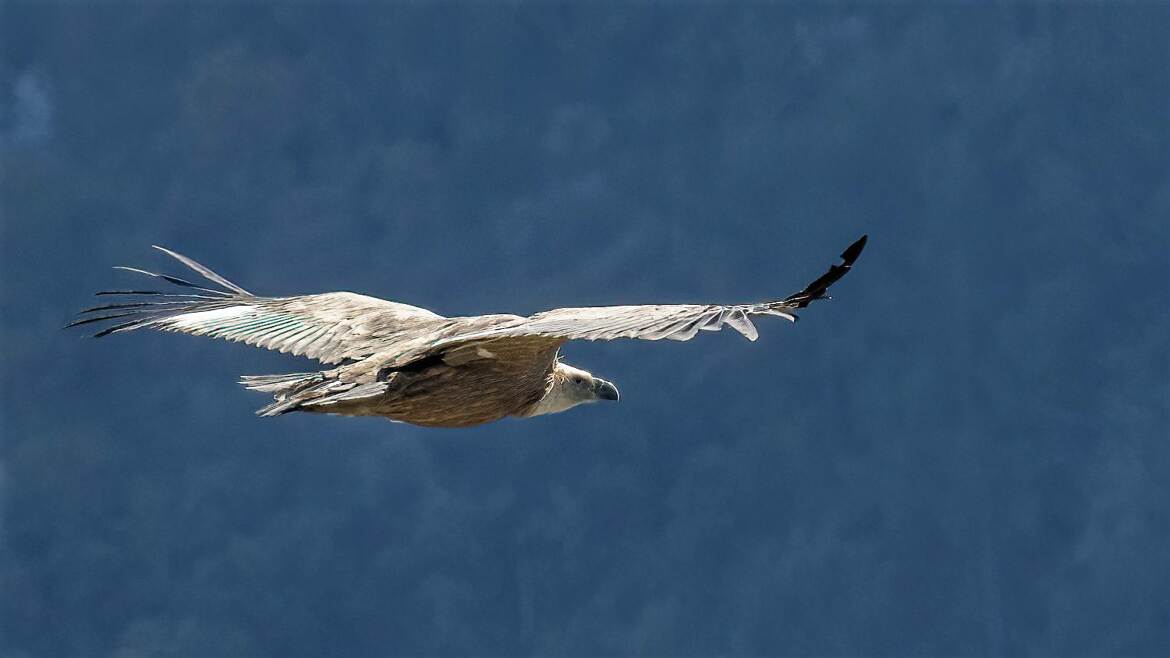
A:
[69, 235, 866, 428]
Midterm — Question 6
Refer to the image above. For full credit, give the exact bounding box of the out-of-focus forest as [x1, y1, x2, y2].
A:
[2, 4, 1168, 657]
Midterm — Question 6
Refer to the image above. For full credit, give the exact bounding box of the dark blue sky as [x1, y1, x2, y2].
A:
[3, 4, 1168, 657]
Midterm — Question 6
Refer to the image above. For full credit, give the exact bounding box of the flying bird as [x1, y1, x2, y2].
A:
[69, 235, 866, 428]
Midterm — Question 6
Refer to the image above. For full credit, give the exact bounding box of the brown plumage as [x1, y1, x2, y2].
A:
[68, 235, 866, 428]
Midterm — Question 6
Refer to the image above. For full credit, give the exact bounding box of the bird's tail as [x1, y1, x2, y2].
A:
[240, 372, 323, 394]
[240, 371, 327, 416]
[240, 371, 388, 417]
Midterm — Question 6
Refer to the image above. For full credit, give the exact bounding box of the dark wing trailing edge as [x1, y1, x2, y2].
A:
[402, 234, 869, 355]
[67, 247, 448, 365]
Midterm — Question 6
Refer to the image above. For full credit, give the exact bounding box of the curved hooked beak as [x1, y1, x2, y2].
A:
[593, 378, 620, 402]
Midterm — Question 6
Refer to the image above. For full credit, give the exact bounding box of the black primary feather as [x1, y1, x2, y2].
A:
[782, 234, 867, 308]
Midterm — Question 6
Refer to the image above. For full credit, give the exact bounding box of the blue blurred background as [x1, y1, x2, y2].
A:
[3, 4, 1168, 657]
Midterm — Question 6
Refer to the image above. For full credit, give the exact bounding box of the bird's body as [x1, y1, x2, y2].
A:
[70, 236, 866, 428]
[279, 332, 562, 427]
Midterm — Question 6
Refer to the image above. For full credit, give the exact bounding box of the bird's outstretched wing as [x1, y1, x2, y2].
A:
[413, 235, 867, 359]
[67, 247, 448, 365]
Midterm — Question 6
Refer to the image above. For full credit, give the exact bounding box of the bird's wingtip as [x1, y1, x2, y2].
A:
[841, 234, 867, 264]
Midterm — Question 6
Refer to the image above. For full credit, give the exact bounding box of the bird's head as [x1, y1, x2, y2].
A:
[525, 362, 620, 417]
